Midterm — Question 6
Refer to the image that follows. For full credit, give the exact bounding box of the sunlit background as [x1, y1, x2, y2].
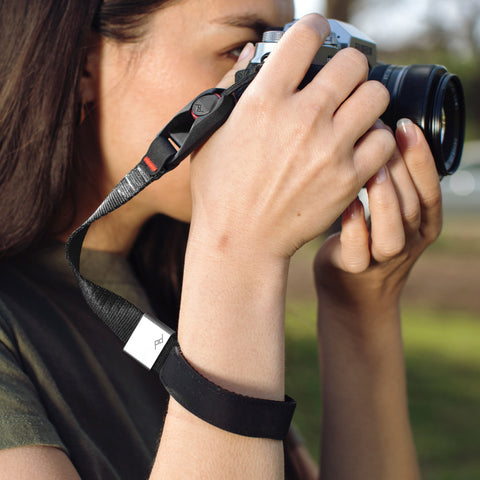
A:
[295, 0, 480, 53]
[287, 1, 480, 479]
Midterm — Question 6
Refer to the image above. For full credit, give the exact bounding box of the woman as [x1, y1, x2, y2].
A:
[0, 0, 441, 478]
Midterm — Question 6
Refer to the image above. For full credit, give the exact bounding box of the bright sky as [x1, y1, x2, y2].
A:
[294, 0, 473, 51]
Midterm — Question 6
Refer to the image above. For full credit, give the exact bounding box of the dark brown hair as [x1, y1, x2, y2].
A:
[0, 0, 187, 322]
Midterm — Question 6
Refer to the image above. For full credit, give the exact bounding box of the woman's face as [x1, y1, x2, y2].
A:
[94, 0, 294, 224]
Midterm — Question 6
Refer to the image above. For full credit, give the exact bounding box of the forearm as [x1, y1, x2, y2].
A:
[317, 303, 420, 480]
[151, 229, 289, 479]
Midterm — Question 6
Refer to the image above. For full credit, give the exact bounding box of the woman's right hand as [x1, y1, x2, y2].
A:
[189, 13, 396, 260]
[160, 15, 399, 480]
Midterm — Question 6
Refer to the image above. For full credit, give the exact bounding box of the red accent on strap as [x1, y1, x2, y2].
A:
[143, 156, 158, 172]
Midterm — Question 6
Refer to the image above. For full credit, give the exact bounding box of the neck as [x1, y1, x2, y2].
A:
[57, 195, 152, 257]
[55, 162, 150, 257]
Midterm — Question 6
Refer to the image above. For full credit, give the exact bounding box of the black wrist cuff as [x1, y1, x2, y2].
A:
[160, 345, 296, 440]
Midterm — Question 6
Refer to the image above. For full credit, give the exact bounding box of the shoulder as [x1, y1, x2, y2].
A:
[0, 279, 67, 455]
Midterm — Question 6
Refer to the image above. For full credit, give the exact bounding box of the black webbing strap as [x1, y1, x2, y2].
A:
[161, 345, 296, 439]
[66, 151, 170, 343]
[65, 72, 296, 440]
[65, 86, 237, 347]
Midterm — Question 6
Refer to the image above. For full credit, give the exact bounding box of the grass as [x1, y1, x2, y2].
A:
[285, 301, 480, 479]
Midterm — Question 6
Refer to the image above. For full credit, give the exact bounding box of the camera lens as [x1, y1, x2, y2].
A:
[369, 64, 465, 176]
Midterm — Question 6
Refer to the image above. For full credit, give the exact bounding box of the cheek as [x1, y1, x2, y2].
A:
[98, 53, 222, 188]
[97, 51, 221, 220]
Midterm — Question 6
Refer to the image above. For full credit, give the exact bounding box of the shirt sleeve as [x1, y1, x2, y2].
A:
[0, 303, 66, 453]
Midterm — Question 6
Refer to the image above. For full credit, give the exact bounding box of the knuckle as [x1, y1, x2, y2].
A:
[338, 47, 369, 75]
[307, 81, 339, 113]
[370, 128, 396, 161]
[422, 208, 443, 245]
[422, 189, 443, 213]
[403, 206, 421, 230]
[368, 80, 390, 108]
[373, 236, 405, 260]
[422, 223, 442, 245]
[342, 255, 370, 274]
[372, 193, 395, 211]
[383, 130, 397, 157]
[426, 229, 441, 244]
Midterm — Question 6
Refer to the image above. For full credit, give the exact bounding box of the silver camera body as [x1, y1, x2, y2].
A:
[250, 19, 377, 69]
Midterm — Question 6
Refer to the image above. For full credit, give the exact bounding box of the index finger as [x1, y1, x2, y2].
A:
[255, 14, 331, 95]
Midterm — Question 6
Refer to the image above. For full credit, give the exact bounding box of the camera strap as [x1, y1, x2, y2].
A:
[65, 72, 296, 440]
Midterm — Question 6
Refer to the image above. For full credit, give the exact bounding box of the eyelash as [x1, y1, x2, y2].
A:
[224, 43, 250, 60]
[228, 45, 246, 58]
[224, 35, 260, 61]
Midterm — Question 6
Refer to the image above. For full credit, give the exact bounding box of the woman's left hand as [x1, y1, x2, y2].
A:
[314, 118, 442, 323]
[314, 119, 436, 480]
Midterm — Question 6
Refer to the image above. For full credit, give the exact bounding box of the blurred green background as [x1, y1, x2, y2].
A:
[288, 1, 480, 478]
[286, 226, 480, 479]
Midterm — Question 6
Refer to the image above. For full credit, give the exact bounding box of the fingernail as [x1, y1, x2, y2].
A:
[397, 118, 418, 149]
[373, 118, 393, 133]
[375, 166, 388, 184]
[238, 42, 254, 62]
[300, 13, 331, 36]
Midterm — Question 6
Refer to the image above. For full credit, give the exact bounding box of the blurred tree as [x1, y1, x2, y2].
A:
[424, 0, 480, 58]
[424, 0, 480, 139]
[326, 0, 357, 20]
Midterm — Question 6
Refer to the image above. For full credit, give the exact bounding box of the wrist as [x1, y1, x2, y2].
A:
[178, 224, 290, 401]
[316, 294, 402, 329]
[315, 268, 403, 344]
[188, 206, 293, 263]
[317, 300, 405, 373]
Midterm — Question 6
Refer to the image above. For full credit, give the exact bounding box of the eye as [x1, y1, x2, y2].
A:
[225, 43, 250, 61]
[221, 34, 260, 62]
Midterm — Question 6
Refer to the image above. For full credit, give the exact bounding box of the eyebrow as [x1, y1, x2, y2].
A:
[212, 14, 274, 36]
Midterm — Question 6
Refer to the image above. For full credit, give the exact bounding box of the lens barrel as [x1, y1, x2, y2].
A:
[369, 64, 465, 176]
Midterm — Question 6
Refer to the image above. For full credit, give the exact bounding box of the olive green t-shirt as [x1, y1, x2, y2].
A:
[0, 242, 303, 479]
[0, 242, 170, 479]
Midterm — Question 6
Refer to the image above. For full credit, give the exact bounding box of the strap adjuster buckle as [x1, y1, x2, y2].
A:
[123, 314, 175, 369]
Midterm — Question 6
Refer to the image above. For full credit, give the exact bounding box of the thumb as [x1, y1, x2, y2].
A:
[216, 43, 256, 89]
